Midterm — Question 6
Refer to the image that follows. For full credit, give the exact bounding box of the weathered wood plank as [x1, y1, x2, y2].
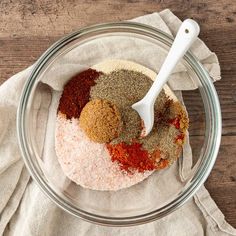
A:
[0, 0, 236, 37]
[191, 136, 236, 227]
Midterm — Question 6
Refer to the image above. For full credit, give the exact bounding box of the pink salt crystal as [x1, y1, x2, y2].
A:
[55, 113, 153, 191]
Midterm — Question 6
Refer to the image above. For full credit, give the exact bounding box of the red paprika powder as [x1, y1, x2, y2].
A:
[175, 133, 185, 144]
[168, 117, 180, 129]
[58, 69, 101, 119]
[106, 142, 156, 173]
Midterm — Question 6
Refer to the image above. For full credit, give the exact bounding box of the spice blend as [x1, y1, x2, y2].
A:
[90, 70, 168, 145]
[55, 114, 153, 191]
[57, 68, 189, 175]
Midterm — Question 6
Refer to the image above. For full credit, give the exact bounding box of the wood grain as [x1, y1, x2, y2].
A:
[0, 0, 235, 228]
[191, 136, 236, 225]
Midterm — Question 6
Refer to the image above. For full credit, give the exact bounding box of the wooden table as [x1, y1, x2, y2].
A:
[0, 0, 235, 227]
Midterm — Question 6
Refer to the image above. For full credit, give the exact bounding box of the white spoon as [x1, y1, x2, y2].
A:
[132, 19, 200, 136]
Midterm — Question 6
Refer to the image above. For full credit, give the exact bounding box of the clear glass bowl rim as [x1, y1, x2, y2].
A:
[17, 22, 222, 226]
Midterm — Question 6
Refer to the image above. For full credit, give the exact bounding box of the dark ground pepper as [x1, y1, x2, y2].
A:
[90, 69, 168, 146]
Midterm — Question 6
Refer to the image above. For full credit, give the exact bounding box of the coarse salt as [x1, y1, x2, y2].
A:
[55, 113, 153, 191]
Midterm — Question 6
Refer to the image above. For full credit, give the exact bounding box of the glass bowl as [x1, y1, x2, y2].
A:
[17, 22, 221, 226]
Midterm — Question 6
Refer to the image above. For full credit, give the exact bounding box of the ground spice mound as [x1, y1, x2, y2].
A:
[169, 101, 189, 132]
[106, 142, 156, 173]
[142, 101, 189, 164]
[55, 113, 153, 191]
[90, 69, 189, 171]
[56, 66, 189, 186]
[90, 69, 168, 145]
[58, 69, 101, 119]
[79, 99, 122, 143]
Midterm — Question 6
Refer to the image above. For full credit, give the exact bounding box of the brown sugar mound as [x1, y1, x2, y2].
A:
[79, 99, 122, 143]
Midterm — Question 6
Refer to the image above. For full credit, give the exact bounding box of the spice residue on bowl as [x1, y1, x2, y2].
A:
[55, 60, 189, 191]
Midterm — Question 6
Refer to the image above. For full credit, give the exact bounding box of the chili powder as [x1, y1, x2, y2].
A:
[169, 117, 180, 129]
[106, 142, 156, 173]
[58, 69, 101, 119]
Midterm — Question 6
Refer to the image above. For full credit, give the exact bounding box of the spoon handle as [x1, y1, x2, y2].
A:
[145, 19, 200, 103]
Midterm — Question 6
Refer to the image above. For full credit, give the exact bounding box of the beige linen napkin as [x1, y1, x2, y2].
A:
[0, 9, 235, 236]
